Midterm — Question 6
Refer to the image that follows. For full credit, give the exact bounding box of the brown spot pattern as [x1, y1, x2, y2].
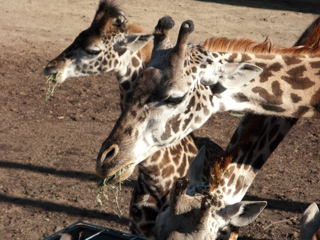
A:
[290, 93, 302, 103]
[281, 65, 315, 90]
[292, 106, 310, 117]
[282, 56, 303, 66]
[132, 57, 140, 67]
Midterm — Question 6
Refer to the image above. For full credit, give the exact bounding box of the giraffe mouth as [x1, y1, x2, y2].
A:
[100, 163, 135, 184]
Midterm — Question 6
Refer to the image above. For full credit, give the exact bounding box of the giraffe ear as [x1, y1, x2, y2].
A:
[225, 201, 267, 227]
[300, 202, 320, 240]
[114, 34, 154, 54]
[189, 145, 206, 184]
[218, 63, 263, 89]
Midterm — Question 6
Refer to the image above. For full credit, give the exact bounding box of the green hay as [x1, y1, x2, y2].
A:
[96, 164, 133, 218]
[230, 113, 245, 118]
[45, 73, 61, 101]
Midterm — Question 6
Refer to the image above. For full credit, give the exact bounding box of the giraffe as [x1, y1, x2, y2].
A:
[301, 202, 320, 240]
[44, 0, 153, 110]
[154, 138, 268, 240]
[96, 18, 320, 188]
[44, 2, 221, 238]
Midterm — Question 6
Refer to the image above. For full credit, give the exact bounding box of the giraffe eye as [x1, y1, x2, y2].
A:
[85, 48, 102, 55]
[164, 94, 186, 105]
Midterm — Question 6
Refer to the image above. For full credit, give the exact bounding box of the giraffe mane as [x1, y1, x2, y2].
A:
[93, 0, 123, 22]
[202, 36, 320, 55]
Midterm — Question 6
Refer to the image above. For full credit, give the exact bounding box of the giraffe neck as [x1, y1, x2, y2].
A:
[211, 114, 295, 206]
[213, 53, 320, 118]
[129, 135, 197, 239]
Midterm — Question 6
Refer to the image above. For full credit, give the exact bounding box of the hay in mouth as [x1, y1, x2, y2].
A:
[45, 73, 61, 100]
[96, 164, 133, 217]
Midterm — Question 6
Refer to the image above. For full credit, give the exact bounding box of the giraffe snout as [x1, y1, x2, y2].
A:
[44, 61, 59, 76]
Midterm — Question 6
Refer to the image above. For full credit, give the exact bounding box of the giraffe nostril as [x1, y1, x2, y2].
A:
[101, 144, 119, 164]
[44, 61, 58, 75]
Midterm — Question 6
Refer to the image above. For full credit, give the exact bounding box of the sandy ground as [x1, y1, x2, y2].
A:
[0, 0, 319, 239]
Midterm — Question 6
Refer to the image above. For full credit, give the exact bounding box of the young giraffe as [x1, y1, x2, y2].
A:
[44, 2, 222, 238]
[44, 0, 153, 110]
[301, 202, 320, 240]
[96, 18, 320, 188]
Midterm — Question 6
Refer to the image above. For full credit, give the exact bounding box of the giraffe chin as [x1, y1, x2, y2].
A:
[103, 163, 136, 184]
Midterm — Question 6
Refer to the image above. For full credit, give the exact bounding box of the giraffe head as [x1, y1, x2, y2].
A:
[44, 0, 153, 84]
[154, 148, 267, 240]
[96, 18, 262, 181]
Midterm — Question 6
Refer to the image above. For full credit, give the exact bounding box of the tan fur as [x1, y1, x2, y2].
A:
[127, 23, 153, 65]
[202, 36, 320, 55]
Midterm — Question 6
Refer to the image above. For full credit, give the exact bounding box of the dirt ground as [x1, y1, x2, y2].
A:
[0, 0, 319, 239]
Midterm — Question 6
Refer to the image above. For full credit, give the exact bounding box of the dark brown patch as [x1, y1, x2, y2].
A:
[171, 115, 181, 133]
[282, 65, 315, 89]
[262, 62, 282, 82]
[125, 68, 132, 77]
[162, 165, 175, 178]
[290, 93, 302, 103]
[282, 56, 303, 66]
[241, 54, 252, 62]
[233, 92, 249, 103]
[292, 106, 310, 117]
[131, 110, 137, 117]
[196, 103, 201, 111]
[227, 173, 236, 187]
[182, 114, 193, 131]
[194, 116, 202, 123]
[261, 104, 286, 113]
[252, 86, 282, 105]
[207, 58, 213, 64]
[184, 96, 196, 114]
[310, 61, 320, 68]
[224, 165, 235, 179]
[233, 176, 244, 197]
[132, 57, 140, 67]
[191, 66, 197, 73]
[161, 121, 172, 141]
[124, 126, 133, 136]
